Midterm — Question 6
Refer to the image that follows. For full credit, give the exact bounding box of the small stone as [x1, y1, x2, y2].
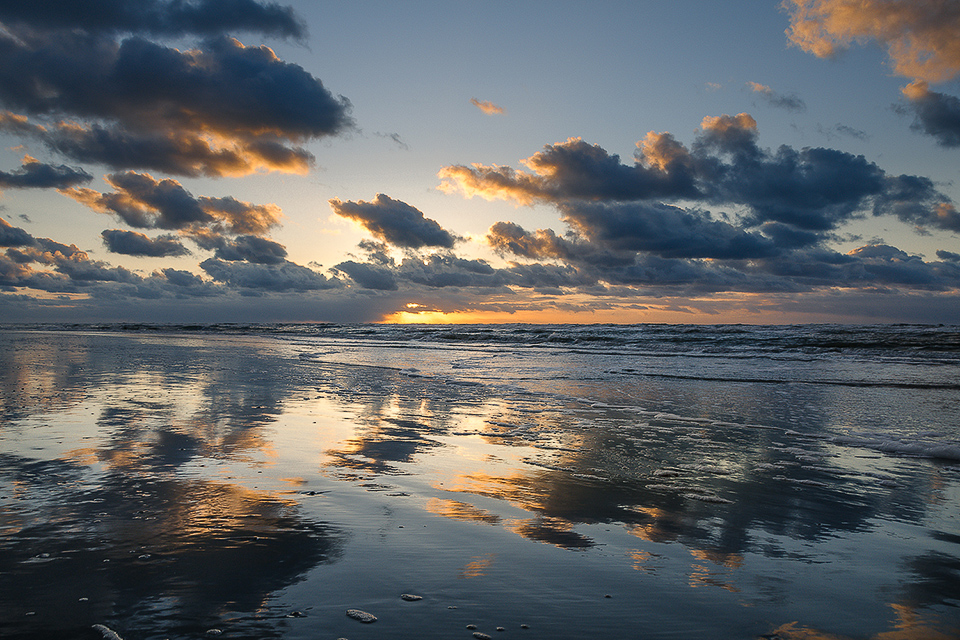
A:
[466, 624, 477, 630]
[400, 594, 422, 601]
[91, 624, 124, 640]
[346, 609, 377, 623]
[205, 630, 222, 636]
[497, 627, 506, 631]
[447, 605, 457, 609]
[520, 624, 529, 629]
[473, 633, 492, 640]
[286, 611, 306, 618]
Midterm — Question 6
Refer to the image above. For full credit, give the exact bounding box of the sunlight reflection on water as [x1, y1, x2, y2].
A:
[0, 329, 957, 640]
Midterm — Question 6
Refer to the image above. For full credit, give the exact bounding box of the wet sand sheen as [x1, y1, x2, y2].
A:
[0, 328, 957, 639]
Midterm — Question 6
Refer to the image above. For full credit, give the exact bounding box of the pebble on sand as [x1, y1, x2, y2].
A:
[473, 633, 492, 640]
[92, 624, 124, 640]
[400, 594, 422, 601]
[346, 609, 377, 623]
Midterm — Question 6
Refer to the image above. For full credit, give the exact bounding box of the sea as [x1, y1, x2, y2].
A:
[0, 323, 958, 639]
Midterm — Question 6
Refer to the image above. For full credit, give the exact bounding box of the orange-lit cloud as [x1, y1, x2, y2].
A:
[700, 112, 757, 135]
[784, 0, 960, 83]
[470, 98, 505, 115]
[438, 163, 542, 204]
[61, 172, 282, 236]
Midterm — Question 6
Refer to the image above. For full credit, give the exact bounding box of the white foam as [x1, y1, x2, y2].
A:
[830, 435, 960, 461]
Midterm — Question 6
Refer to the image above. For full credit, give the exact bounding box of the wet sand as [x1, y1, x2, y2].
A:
[1, 328, 958, 639]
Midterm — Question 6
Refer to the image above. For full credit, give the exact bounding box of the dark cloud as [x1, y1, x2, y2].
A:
[0, 11, 351, 178]
[440, 113, 956, 236]
[902, 82, 960, 148]
[817, 123, 869, 141]
[333, 260, 398, 291]
[937, 249, 960, 263]
[558, 201, 779, 260]
[0, 157, 92, 190]
[0, 218, 36, 247]
[329, 194, 459, 249]
[874, 175, 960, 233]
[746, 82, 807, 112]
[440, 136, 698, 204]
[101, 229, 190, 257]
[487, 222, 578, 261]
[397, 253, 504, 288]
[199, 258, 339, 291]
[212, 235, 287, 264]
[0, 0, 306, 39]
[62, 172, 282, 235]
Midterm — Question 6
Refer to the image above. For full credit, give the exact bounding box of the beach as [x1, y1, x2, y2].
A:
[0, 325, 958, 640]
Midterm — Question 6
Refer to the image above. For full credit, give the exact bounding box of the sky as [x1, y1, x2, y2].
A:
[1, 0, 959, 325]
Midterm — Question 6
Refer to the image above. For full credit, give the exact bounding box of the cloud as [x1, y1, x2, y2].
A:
[557, 201, 780, 260]
[470, 98, 505, 115]
[0, 156, 92, 190]
[333, 260, 398, 290]
[783, 0, 960, 83]
[784, 0, 960, 147]
[199, 258, 339, 291]
[439, 114, 956, 234]
[101, 229, 191, 257]
[746, 82, 807, 111]
[937, 249, 960, 263]
[816, 123, 868, 140]
[439, 136, 698, 204]
[62, 172, 282, 235]
[0, 0, 307, 39]
[210, 235, 288, 264]
[901, 81, 960, 147]
[0, 14, 352, 177]
[0, 217, 36, 247]
[375, 132, 409, 150]
[329, 194, 459, 249]
[1, 222, 141, 292]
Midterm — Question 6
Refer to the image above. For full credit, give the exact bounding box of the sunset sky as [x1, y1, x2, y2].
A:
[1, 0, 959, 324]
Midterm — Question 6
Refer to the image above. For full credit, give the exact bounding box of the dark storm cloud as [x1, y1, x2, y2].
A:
[0, 0, 306, 39]
[902, 82, 960, 148]
[0, 157, 91, 190]
[62, 172, 282, 235]
[0, 9, 352, 178]
[101, 229, 190, 257]
[329, 194, 459, 249]
[440, 113, 956, 236]
[199, 258, 340, 291]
